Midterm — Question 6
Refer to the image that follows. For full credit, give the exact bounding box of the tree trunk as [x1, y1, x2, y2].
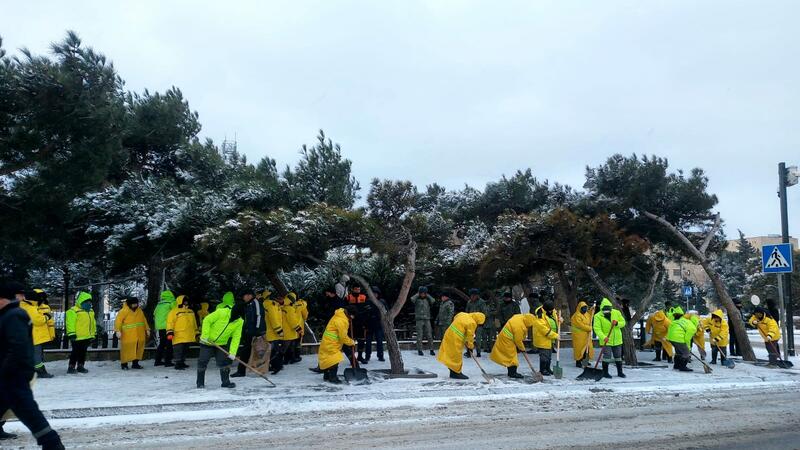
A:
[267, 272, 289, 298]
[556, 269, 578, 316]
[62, 264, 71, 311]
[643, 211, 756, 362]
[144, 256, 163, 328]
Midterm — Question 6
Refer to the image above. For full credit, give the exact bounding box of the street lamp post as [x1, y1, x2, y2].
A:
[778, 162, 797, 356]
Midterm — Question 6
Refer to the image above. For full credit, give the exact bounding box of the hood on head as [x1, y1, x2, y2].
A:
[160, 290, 176, 303]
[220, 291, 235, 308]
[469, 312, 486, 326]
[577, 300, 589, 310]
[176, 295, 187, 307]
[76, 291, 92, 306]
[599, 298, 613, 310]
[672, 306, 685, 316]
[287, 292, 297, 302]
[652, 310, 666, 321]
[711, 309, 724, 320]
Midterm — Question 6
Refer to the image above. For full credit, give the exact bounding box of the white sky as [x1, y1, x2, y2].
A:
[2, 0, 799, 238]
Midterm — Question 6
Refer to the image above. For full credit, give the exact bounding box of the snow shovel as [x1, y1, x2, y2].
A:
[469, 351, 495, 383]
[767, 341, 794, 368]
[577, 342, 606, 381]
[213, 343, 276, 387]
[553, 317, 563, 379]
[521, 351, 544, 383]
[690, 351, 713, 374]
[344, 319, 369, 384]
[713, 343, 735, 369]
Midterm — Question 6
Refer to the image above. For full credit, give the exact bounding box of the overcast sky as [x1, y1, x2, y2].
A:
[2, 1, 798, 238]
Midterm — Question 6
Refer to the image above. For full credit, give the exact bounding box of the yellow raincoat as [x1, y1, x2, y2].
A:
[707, 309, 729, 347]
[644, 310, 674, 357]
[318, 308, 355, 370]
[281, 296, 302, 341]
[114, 304, 149, 364]
[532, 306, 559, 349]
[570, 301, 595, 361]
[748, 314, 781, 342]
[20, 299, 52, 346]
[166, 295, 199, 345]
[294, 297, 309, 337]
[197, 302, 211, 324]
[437, 312, 485, 373]
[262, 293, 284, 342]
[685, 312, 706, 349]
[490, 313, 535, 368]
[38, 302, 56, 342]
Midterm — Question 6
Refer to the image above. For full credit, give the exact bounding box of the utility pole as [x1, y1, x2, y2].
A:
[778, 162, 796, 356]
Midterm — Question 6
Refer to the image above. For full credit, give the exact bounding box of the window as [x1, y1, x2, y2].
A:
[672, 269, 681, 277]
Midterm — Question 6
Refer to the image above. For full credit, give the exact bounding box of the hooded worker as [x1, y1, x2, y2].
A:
[291, 292, 309, 363]
[593, 298, 627, 379]
[317, 306, 357, 384]
[685, 310, 707, 360]
[114, 297, 149, 370]
[19, 290, 55, 378]
[65, 291, 97, 374]
[570, 300, 595, 368]
[262, 290, 285, 374]
[707, 309, 729, 365]
[281, 293, 303, 365]
[749, 306, 782, 367]
[645, 310, 673, 363]
[197, 292, 243, 388]
[666, 306, 697, 372]
[167, 295, 198, 370]
[490, 313, 535, 379]
[437, 312, 485, 379]
[153, 290, 177, 367]
[533, 303, 559, 376]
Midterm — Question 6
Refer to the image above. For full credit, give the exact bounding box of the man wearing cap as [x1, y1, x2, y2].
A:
[65, 291, 96, 374]
[114, 296, 149, 370]
[465, 289, 489, 357]
[498, 292, 521, 328]
[410, 286, 436, 356]
[0, 281, 65, 449]
[435, 292, 455, 342]
[232, 289, 266, 377]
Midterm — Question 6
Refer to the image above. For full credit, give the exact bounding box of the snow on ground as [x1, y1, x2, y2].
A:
[5, 337, 798, 436]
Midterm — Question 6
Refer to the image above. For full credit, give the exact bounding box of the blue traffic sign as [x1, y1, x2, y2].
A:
[682, 285, 693, 297]
[762, 243, 794, 273]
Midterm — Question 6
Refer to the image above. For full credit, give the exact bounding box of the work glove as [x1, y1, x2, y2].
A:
[295, 326, 302, 334]
[44, 313, 52, 321]
[603, 337, 610, 345]
[115, 331, 122, 339]
[167, 332, 174, 341]
[228, 353, 237, 361]
[611, 320, 618, 327]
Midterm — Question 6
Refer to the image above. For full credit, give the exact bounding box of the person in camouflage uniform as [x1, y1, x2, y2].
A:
[465, 288, 490, 357]
[410, 286, 436, 356]
[498, 292, 521, 328]
[435, 293, 455, 341]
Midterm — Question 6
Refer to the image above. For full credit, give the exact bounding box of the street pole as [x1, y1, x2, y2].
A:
[778, 162, 795, 356]
[777, 275, 788, 361]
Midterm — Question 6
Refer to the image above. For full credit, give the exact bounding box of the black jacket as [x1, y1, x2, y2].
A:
[0, 301, 35, 381]
[243, 300, 267, 337]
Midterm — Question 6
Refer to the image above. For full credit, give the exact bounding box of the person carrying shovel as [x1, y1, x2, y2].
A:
[592, 298, 626, 379]
[570, 300, 594, 368]
[666, 306, 697, 372]
[316, 306, 357, 384]
[490, 313, 536, 379]
[748, 306, 782, 368]
[707, 309, 729, 365]
[532, 303, 559, 376]
[437, 312, 485, 379]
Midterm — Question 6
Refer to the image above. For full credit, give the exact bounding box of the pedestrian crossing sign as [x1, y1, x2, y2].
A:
[762, 243, 794, 273]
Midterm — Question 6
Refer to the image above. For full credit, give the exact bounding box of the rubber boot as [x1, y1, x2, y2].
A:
[430, 350, 435, 356]
[36, 366, 54, 378]
[615, 362, 626, 378]
[196, 370, 205, 388]
[76, 364, 88, 374]
[666, 355, 673, 364]
[678, 358, 693, 372]
[576, 360, 583, 368]
[418, 350, 424, 356]
[121, 363, 129, 370]
[507, 366, 524, 379]
[220, 368, 236, 388]
[449, 369, 469, 380]
[601, 362, 612, 379]
[67, 363, 76, 374]
[327, 364, 342, 384]
[475, 350, 481, 358]
[132, 360, 143, 369]
[231, 364, 246, 377]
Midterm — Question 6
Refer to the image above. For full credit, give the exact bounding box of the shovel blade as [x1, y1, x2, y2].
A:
[553, 363, 563, 379]
[722, 360, 735, 369]
[344, 367, 369, 384]
[576, 367, 603, 381]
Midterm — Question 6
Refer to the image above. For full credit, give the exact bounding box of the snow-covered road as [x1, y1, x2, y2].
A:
[4, 346, 799, 449]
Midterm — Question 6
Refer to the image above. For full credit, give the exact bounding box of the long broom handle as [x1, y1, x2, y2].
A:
[470, 350, 491, 378]
[212, 342, 276, 387]
[521, 351, 541, 376]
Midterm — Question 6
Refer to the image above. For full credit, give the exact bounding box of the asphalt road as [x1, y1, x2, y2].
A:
[28, 384, 798, 450]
